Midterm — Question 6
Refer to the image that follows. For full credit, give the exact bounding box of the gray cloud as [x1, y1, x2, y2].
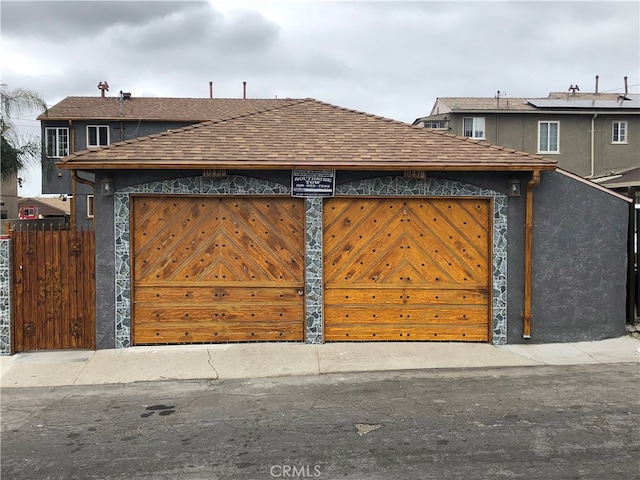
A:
[2, 0, 638, 120]
[1, 1, 206, 39]
[4, 0, 638, 196]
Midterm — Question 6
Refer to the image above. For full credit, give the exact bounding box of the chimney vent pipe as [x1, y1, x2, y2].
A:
[595, 75, 599, 94]
[243, 81, 247, 99]
[209, 81, 213, 99]
[624, 76, 628, 95]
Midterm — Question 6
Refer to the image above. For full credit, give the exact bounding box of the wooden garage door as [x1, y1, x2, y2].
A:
[324, 197, 491, 342]
[131, 196, 305, 344]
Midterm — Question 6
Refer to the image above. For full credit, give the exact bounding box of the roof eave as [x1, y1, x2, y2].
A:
[56, 160, 557, 172]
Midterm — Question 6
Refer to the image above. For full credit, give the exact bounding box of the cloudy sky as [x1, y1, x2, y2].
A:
[2, 0, 639, 195]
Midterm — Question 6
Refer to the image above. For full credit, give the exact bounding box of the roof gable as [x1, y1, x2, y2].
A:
[57, 98, 557, 172]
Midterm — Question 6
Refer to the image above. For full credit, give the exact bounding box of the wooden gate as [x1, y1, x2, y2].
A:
[131, 196, 305, 344]
[11, 227, 95, 352]
[324, 197, 491, 342]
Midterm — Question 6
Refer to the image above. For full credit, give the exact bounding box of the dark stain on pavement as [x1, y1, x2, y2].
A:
[141, 404, 176, 418]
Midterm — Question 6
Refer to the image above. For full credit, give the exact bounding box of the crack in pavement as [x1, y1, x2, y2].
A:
[206, 350, 219, 380]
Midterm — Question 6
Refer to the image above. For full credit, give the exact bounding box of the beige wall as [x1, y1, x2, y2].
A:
[448, 112, 639, 178]
[0, 176, 18, 219]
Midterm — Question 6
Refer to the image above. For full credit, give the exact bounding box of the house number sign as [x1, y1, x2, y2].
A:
[203, 169, 227, 178]
[292, 170, 335, 197]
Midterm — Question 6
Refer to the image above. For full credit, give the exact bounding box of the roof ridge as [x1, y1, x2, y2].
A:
[304, 98, 414, 127]
[207, 98, 312, 124]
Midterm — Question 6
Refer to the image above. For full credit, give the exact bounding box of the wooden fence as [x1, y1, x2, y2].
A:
[11, 226, 95, 352]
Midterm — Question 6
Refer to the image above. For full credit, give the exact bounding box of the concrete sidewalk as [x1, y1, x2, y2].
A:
[1, 336, 638, 388]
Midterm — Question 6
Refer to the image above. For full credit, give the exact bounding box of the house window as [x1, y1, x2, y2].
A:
[424, 121, 444, 128]
[612, 121, 627, 143]
[86, 195, 95, 219]
[87, 125, 109, 148]
[45, 127, 69, 158]
[463, 117, 485, 139]
[538, 121, 560, 153]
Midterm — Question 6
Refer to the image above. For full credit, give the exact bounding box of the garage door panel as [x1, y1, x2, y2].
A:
[230, 199, 304, 255]
[135, 285, 303, 303]
[134, 304, 303, 324]
[425, 198, 489, 242]
[324, 305, 489, 324]
[324, 201, 399, 257]
[134, 198, 211, 279]
[135, 321, 304, 344]
[323, 197, 385, 233]
[325, 324, 489, 342]
[403, 223, 488, 283]
[324, 197, 491, 342]
[132, 196, 305, 345]
[324, 287, 488, 305]
[409, 201, 489, 254]
[325, 235, 406, 284]
[403, 243, 486, 284]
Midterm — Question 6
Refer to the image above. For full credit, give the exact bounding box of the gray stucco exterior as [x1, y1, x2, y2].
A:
[87, 168, 628, 350]
[521, 170, 628, 342]
[41, 120, 197, 229]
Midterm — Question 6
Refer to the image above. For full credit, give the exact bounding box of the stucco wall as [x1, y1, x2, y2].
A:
[447, 113, 639, 178]
[510, 170, 628, 342]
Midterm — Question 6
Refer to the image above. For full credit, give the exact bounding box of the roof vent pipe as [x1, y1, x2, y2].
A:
[209, 81, 213, 99]
[624, 76, 628, 95]
[98, 81, 109, 98]
[243, 81, 247, 99]
[595, 75, 599, 94]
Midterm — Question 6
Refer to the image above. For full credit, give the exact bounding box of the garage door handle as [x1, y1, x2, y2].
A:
[298, 290, 304, 296]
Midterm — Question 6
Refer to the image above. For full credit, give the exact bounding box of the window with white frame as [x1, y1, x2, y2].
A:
[45, 127, 69, 158]
[87, 125, 110, 148]
[612, 121, 627, 143]
[423, 121, 444, 129]
[538, 121, 560, 153]
[86, 195, 95, 219]
[463, 117, 485, 139]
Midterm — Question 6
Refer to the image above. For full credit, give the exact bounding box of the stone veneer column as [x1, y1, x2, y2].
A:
[304, 197, 323, 344]
[0, 236, 11, 355]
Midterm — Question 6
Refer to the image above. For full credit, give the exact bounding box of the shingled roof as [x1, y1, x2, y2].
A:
[38, 96, 303, 122]
[428, 92, 636, 115]
[57, 98, 557, 172]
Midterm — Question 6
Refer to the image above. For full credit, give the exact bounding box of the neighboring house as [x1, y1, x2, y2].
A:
[0, 176, 18, 220]
[37, 91, 300, 228]
[9, 196, 71, 230]
[37, 97, 630, 353]
[595, 165, 640, 201]
[413, 89, 640, 185]
[17, 196, 70, 219]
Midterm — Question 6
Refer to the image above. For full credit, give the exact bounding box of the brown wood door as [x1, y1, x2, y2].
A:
[324, 197, 491, 342]
[11, 227, 95, 352]
[131, 196, 305, 344]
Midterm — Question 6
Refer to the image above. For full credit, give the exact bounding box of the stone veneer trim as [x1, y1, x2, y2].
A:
[0, 238, 11, 355]
[114, 174, 507, 348]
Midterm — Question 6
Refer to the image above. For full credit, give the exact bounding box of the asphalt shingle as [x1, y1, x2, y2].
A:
[57, 98, 557, 172]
